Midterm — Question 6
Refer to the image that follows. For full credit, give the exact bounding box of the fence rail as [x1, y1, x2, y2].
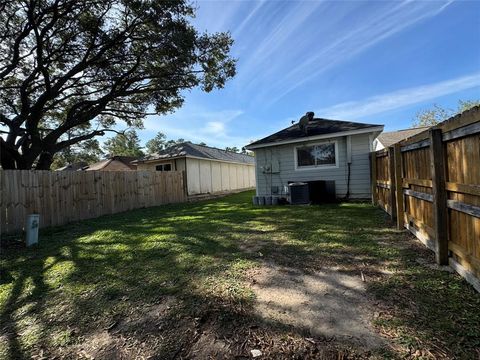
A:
[0, 170, 186, 234]
[371, 106, 480, 292]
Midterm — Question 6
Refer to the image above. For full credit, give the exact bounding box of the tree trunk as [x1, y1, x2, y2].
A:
[0, 138, 46, 170]
[0, 140, 19, 169]
[35, 152, 54, 170]
[0, 151, 16, 169]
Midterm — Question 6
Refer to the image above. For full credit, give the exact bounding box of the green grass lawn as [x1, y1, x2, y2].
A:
[1, 191, 479, 359]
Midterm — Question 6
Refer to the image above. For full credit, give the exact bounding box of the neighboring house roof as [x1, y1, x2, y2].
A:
[85, 156, 138, 171]
[135, 142, 255, 165]
[376, 127, 430, 148]
[56, 161, 89, 171]
[246, 118, 383, 149]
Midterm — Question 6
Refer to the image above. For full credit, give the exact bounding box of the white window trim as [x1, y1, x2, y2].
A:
[294, 140, 339, 171]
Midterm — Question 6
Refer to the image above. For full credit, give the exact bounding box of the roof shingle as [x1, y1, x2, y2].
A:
[137, 142, 254, 165]
[247, 118, 382, 148]
[85, 156, 139, 171]
[376, 127, 430, 148]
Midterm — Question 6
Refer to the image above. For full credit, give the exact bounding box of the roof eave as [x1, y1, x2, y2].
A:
[133, 155, 187, 164]
[245, 126, 384, 150]
[133, 154, 254, 166]
[185, 155, 254, 166]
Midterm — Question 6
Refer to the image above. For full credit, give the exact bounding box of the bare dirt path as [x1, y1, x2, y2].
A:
[248, 262, 386, 350]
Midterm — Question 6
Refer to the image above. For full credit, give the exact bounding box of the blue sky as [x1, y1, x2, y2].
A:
[138, 0, 480, 149]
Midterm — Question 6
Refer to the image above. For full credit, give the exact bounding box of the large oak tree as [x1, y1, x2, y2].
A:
[0, 0, 235, 169]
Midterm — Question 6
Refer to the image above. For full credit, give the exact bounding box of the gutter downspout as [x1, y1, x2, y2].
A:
[345, 135, 352, 200]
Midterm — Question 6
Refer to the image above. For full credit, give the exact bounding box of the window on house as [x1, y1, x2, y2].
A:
[155, 163, 172, 171]
[296, 142, 336, 168]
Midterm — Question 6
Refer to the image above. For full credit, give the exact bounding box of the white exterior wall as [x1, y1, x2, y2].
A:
[253, 133, 373, 199]
[221, 163, 230, 191]
[211, 162, 222, 193]
[186, 159, 201, 194]
[199, 161, 211, 194]
[185, 158, 255, 195]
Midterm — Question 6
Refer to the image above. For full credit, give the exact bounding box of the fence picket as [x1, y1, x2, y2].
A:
[372, 106, 480, 291]
[0, 170, 186, 235]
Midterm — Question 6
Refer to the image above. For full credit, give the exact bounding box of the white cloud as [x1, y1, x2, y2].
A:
[204, 121, 226, 135]
[238, 1, 324, 75]
[318, 72, 480, 119]
[233, 0, 453, 105]
[140, 108, 253, 149]
[232, 0, 267, 37]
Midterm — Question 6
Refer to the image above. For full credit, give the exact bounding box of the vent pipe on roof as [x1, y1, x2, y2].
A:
[298, 112, 314, 134]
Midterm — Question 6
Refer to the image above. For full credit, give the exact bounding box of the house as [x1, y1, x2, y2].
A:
[84, 156, 138, 171]
[373, 126, 429, 151]
[245, 113, 384, 201]
[134, 142, 255, 196]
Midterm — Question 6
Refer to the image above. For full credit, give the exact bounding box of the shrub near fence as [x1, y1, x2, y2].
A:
[371, 106, 480, 292]
[0, 170, 186, 234]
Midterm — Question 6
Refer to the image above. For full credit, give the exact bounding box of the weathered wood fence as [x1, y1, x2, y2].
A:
[371, 106, 480, 292]
[0, 170, 186, 234]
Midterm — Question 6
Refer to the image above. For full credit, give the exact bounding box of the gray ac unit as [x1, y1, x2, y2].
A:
[289, 182, 309, 204]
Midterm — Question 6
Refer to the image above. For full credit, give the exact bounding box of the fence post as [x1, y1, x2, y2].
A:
[393, 144, 404, 230]
[388, 146, 397, 221]
[370, 151, 377, 205]
[182, 170, 188, 200]
[429, 128, 449, 265]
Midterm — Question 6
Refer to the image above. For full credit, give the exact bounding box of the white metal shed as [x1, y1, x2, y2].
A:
[134, 142, 255, 196]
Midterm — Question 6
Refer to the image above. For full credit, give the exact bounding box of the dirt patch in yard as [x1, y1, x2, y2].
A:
[64, 296, 182, 359]
[247, 262, 386, 350]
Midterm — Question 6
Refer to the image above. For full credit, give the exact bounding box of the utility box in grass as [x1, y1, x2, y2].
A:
[25, 214, 40, 246]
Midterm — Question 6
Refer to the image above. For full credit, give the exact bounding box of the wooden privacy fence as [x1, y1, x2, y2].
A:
[371, 106, 480, 292]
[0, 170, 186, 234]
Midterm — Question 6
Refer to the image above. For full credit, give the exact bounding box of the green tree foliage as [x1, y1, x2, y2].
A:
[225, 146, 239, 153]
[224, 146, 251, 155]
[51, 139, 103, 169]
[165, 138, 185, 148]
[458, 99, 480, 112]
[0, 0, 236, 169]
[413, 100, 480, 127]
[144, 132, 195, 155]
[103, 130, 144, 157]
[145, 132, 167, 155]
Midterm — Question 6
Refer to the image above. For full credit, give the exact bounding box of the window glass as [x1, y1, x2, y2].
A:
[296, 143, 336, 167]
[297, 147, 315, 166]
[314, 143, 335, 165]
[155, 164, 172, 171]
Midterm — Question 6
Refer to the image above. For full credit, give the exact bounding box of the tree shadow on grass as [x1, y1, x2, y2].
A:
[1, 191, 479, 358]
[366, 234, 480, 358]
